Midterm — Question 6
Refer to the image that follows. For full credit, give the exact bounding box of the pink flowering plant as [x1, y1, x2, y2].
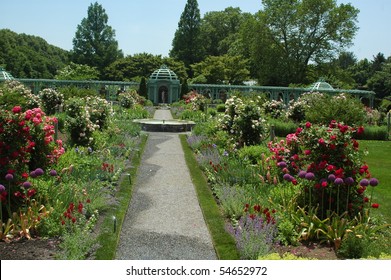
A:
[269, 120, 379, 219]
[0, 106, 64, 220]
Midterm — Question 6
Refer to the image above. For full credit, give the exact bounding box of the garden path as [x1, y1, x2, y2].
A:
[115, 109, 217, 260]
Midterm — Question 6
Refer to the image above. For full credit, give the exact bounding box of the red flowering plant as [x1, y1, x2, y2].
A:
[0, 106, 64, 221]
[268, 120, 379, 219]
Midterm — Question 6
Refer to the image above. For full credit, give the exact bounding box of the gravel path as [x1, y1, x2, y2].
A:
[115, 109, 217, 260]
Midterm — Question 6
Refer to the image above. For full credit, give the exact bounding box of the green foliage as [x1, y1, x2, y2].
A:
[258, 252, 315, 260]
[170, 0, 203, 72]
[304, 93, 366, 126]
[58, 86, 98, 101]
[355, 126, 389, 141]
[0, 29, 69, 79]
[237, 145, 269, 165]
[55, 62, 99, 80]
[72, 2, 123, 78]
[200, 7, 249, 57]
[138, 77, 147, 98]
[191, 55, 250, 85]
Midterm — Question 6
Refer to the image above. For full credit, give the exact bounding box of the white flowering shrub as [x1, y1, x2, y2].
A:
[118, 90, 138, 108]
[39, 88, 64, 115]
[0, 80, 41, 109]
[64, 97, 100, 146]
[263, 100, 285, 119]
[85, 96, 113, 130]
[220, 96, 268, 147]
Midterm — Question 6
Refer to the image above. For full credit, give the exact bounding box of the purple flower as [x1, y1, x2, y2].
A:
[369, 178, 379, 187]
[30, 171, 37, 178]
[49, 170, 58, 177]
[277, 161, 287, 168]
[360, 179, 369, 187]
[327, 174, 336, 182]
[305, 172, 315, 180]
[283, 174, 293, 182]
[334, 178, 344, 185]
[0, 184, 5, 193]
[298, 170, 307, 178]
[344, 177, 355, 186]
[34, 168, 44, 176]
[22, 181, 32, 188]
[5, 173, 14, 181]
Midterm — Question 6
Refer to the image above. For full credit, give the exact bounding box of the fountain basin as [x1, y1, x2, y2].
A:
[133, 119, 195, 132]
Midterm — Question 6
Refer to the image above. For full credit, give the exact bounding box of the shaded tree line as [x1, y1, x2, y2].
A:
[1, 0, 390, 100]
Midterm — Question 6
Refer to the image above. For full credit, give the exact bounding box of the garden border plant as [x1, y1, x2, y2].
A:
[180, 134, 240, 260]
[94, 133, 148, 260]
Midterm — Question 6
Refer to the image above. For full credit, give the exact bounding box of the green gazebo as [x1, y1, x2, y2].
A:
[147, 65, 181, 104]
[0, 67, 14, 81]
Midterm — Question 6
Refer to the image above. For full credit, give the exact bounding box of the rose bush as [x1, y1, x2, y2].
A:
[268, 120, 378, 218]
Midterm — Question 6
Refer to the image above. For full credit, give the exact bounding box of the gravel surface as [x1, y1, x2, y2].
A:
[116, 110, 217, 260]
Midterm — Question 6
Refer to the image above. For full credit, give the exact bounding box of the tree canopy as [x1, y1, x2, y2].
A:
[170, 0, 203, 76]
[0, 29, 69, 79]
[72, 2, 123, 78]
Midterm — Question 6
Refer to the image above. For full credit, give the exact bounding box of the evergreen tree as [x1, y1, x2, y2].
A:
[138, 77, 148, 99]
[72, 2, 123, 78]
[170, 0, 202, 77]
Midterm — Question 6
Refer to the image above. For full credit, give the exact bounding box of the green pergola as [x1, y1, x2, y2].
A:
[189, 81, 375, 108]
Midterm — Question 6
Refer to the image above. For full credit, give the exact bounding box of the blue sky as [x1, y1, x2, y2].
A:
[0, 0, 390, 60]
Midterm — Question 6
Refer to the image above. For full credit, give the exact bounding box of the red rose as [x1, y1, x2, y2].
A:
[305, 122, 311, 128]
[371, 203, 379, 209]
[12, 106, 22, 114]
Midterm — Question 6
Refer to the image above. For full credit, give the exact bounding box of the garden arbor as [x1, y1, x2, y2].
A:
[147, 65, 181, 104]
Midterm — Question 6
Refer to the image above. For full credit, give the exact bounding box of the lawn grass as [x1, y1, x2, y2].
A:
[360, 140, 391, 223]
[180, 134, 240, 260]
[94, 133, 148, 259]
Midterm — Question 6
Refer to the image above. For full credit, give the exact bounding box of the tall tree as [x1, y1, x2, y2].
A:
[72, 2, 123, 78]
[199, 7, 250, 58]
[170, 0, 202, 76]
[241, 0, 359, 85]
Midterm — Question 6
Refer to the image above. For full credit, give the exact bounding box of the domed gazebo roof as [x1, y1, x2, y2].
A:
[0, 67, 14, 81]
[149, 65, 178, 81]
[310, 79, 334, 91]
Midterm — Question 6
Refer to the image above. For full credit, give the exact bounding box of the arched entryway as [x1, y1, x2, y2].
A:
[158, 86, 169, 103]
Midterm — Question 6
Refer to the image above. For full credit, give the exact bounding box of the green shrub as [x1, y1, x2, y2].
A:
[58, 86, 98, 100]
[270, 120, 297, 137]
[237, 145, 269, 165]
[305, 93, 366, 126]
[355, 126, 389, 140]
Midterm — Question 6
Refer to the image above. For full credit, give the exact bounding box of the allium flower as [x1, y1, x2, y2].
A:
[328, 174, 336, 182]
[334, 178, 344, 185]
[5, 173, 14, 181]
[49, 170, 58, 177]
[277, 161, 287, 168]
[369, 178, 379, 187]
[298, 170, 307, 178]
[283, 174, 293, 182]
[34, 168, 44, 176]
[305, 172, 315, 180]
[23, 181, 32, 188]
[30, 171, 37, 178]
[344, 177, 355, 186]
[360, 179, 369, 187]
[0, 184, 5, 193]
